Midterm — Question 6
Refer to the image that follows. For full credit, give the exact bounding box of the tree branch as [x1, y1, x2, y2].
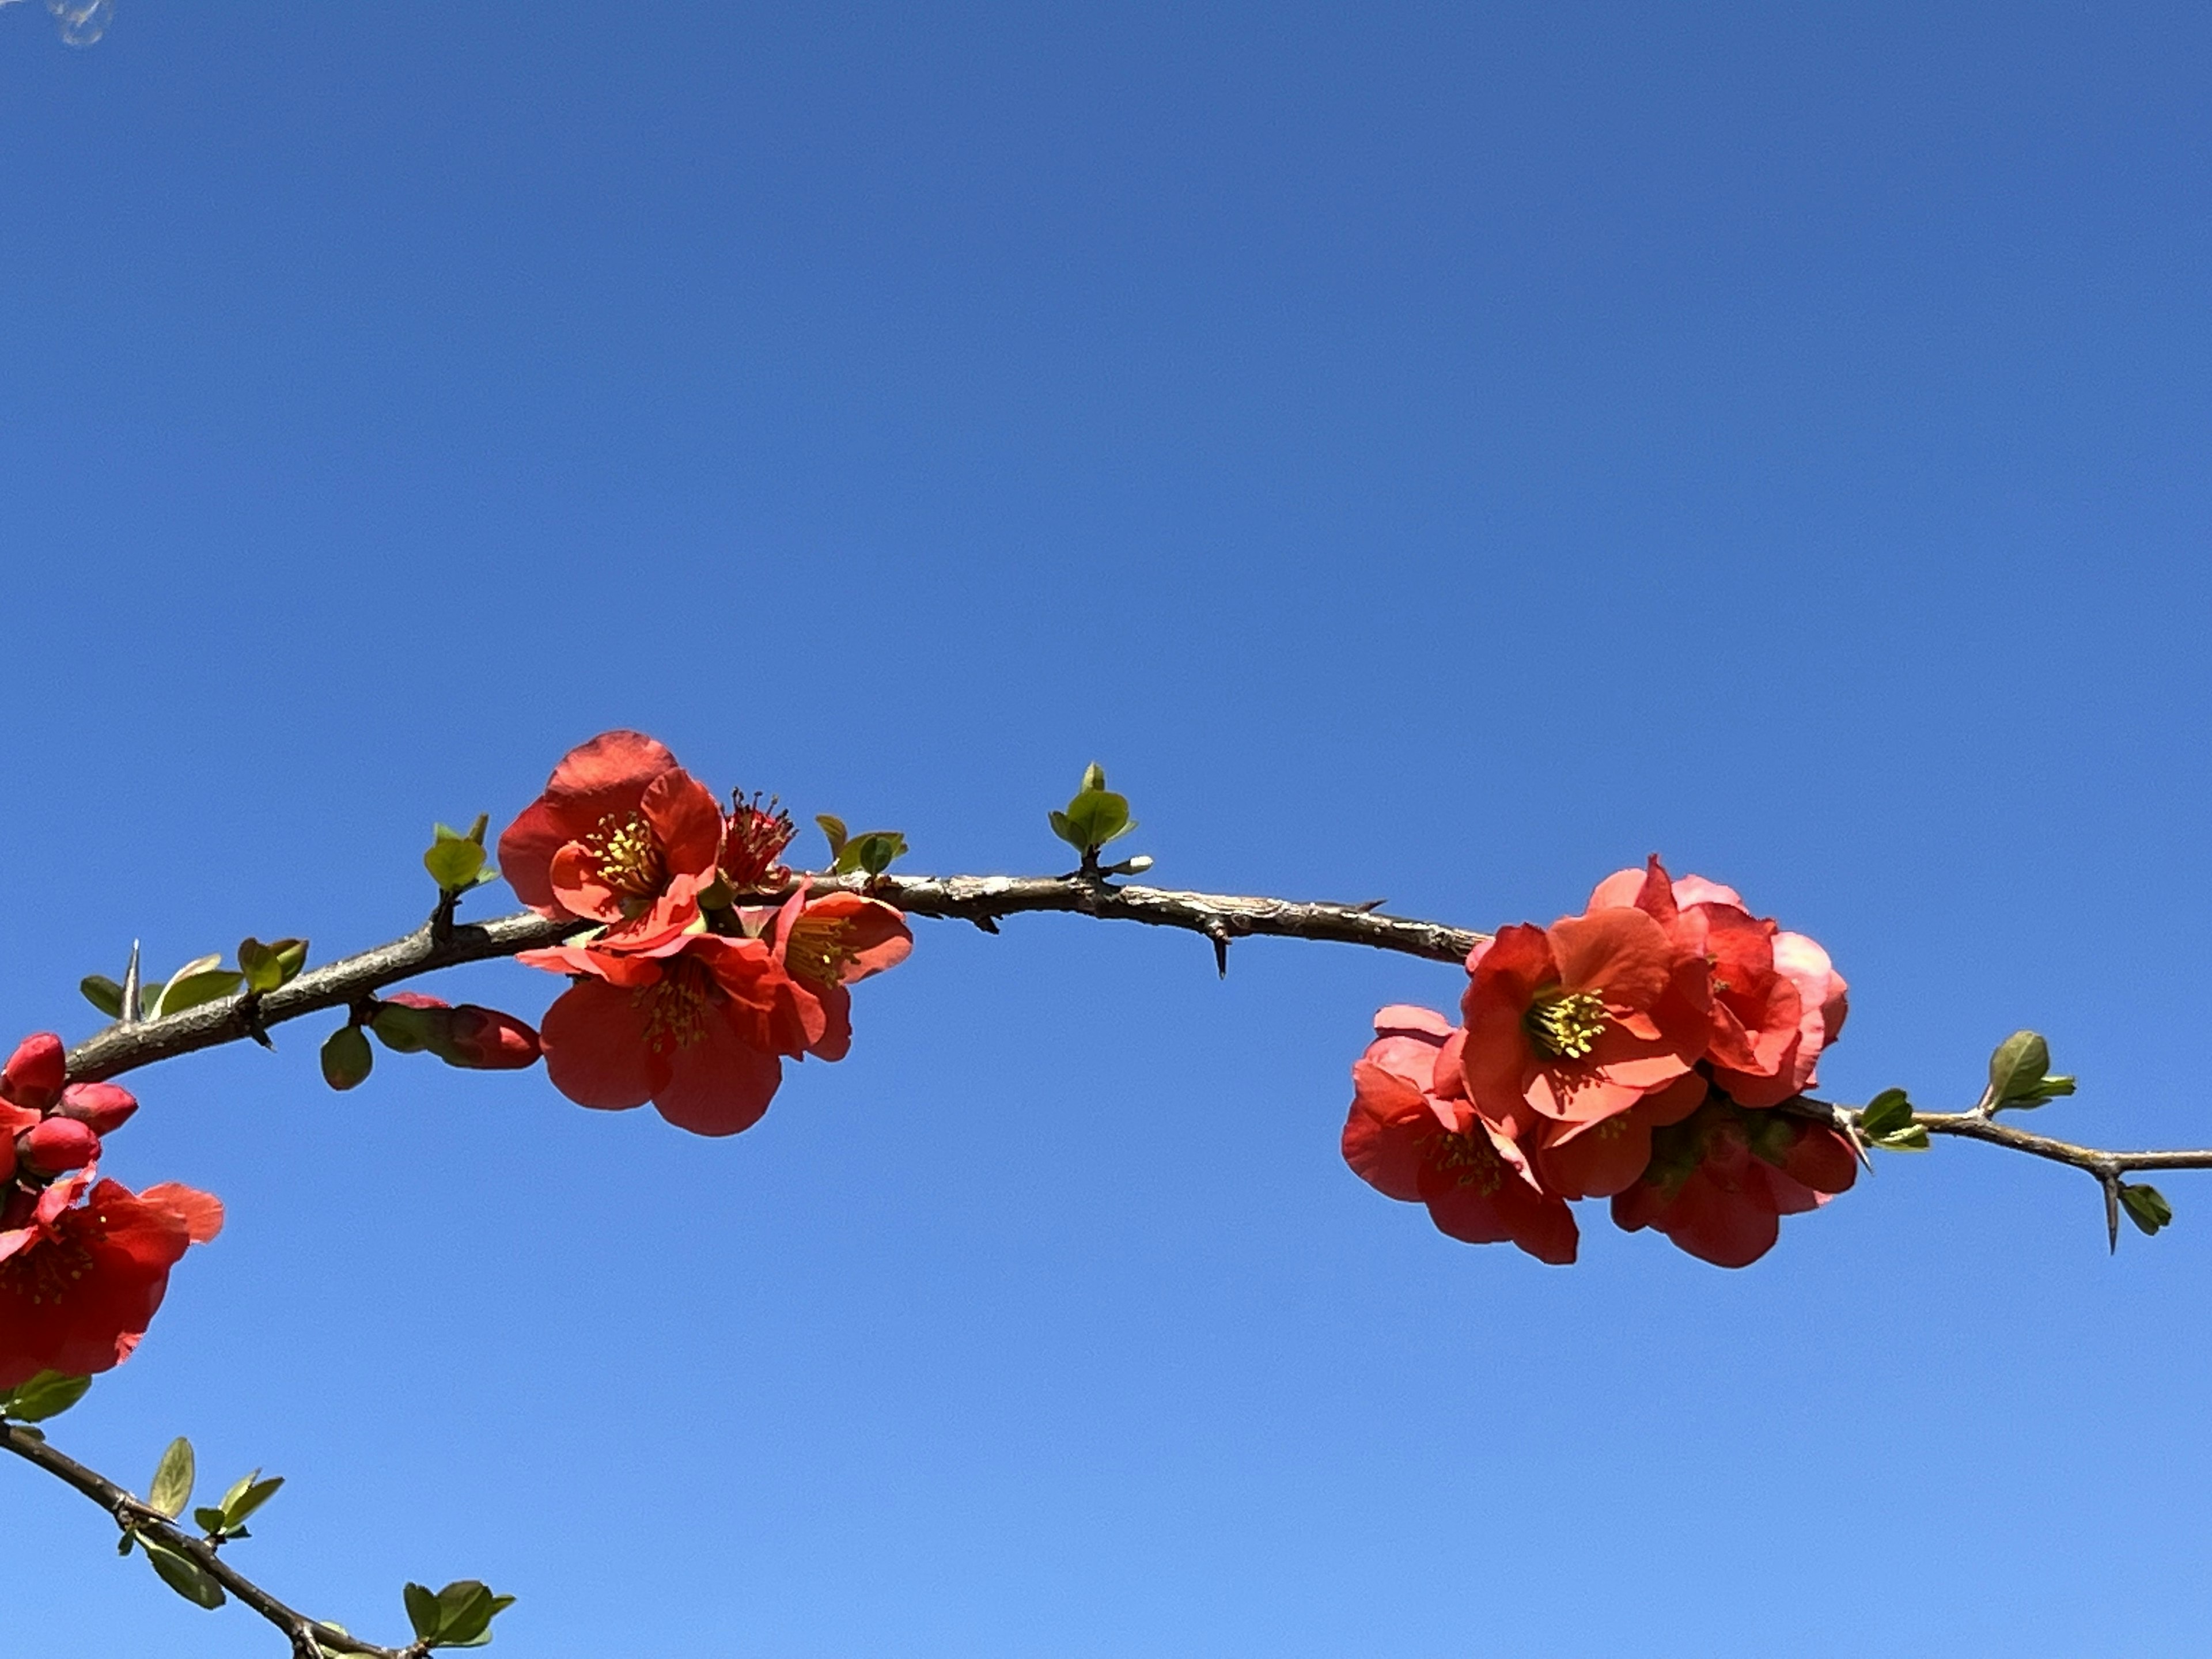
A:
[0, 1423, 407, 1658]
[66, 872, 1482, 1082]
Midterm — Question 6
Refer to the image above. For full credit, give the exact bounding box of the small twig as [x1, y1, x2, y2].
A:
[0, 1423, 402, 1657]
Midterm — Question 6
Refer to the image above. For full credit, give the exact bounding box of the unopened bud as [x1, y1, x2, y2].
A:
[56, 1082, 138, 1135]
[22, 1116, 99, 1175]
[2, 1033, 66, 1111]
[371, 993, 449, 1055]
[438, 1005, 542, 1070]
[320, 1025, 374, 1090]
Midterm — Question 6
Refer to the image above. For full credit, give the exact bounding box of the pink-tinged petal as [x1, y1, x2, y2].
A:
[1547, 907, 1673, 1007]
[1779, 1123, 1859, 1195]
[641, 768, 726, 879]
[800, 893, 914, 982]
[1343, 1060, 1435, 1202]
[1589, 855, 1679, 926]
[1672, 874, 1744, 909]
[538, 980, 656, 1111]
[543, 730, 681, 805]
[1525, 1066, 1647, 1124]
[1375, 1004, 1455, 1040]
[139, 1183, 225, 1245]
[1655, 1169, 1781, 1268]
[651, 1008, 783, 1137]
[1587, 868, 1646, 911]
[496, 800, 569, 912]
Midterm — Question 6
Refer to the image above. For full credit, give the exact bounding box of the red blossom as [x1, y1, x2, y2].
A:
[1590, 858, 1848, 1107]
[0, 1172, 224, 1388]
[1457, 906, 1708, 1138]
[497, 730, 724, 945]
[1342, 1006, 1578, 1264]
[524, 887, 911, 1138]
[1, 1032, 65, 1113]
[722, 792, 797, 890]
[1610, 1098, 1857, 1267]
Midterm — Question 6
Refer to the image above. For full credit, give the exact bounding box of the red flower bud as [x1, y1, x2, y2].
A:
[22, 1116, 100, 1175]
[2, 1033, 66, 1111]
[440, 1005, 542, 1070]
[55, 1082, 138, 1135]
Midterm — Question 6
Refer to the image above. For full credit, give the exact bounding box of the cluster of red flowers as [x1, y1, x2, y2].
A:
[503, 732, 913, 1137]
[0, 1033, 221, 1387]
[1343, 858, 1855, 1268]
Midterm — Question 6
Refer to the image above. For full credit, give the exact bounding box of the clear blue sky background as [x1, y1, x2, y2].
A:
[3, 5, 2209, 1654]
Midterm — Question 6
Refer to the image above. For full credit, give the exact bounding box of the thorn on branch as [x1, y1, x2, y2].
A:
[1352, 897, 1388, 913]
[1205, 918, 1232, 979]
[119, 941, 143, 1028]
[2102, 1170, 2122, 1254]
[968, 915, 1000, 935]
[240, 993, 275, 1051]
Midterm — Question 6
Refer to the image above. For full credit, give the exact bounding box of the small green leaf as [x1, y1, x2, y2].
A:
[5, 1371, 92, 1422]
[2122, 1183, 2173, 1236]
[192, 1505, 226, 1533]
[150, 956, 246, 1020]
[371, 1003, 440, 1055]
[321, 1026, 374, 1090]
[830, 830, 908, 876]
[141, 1536, 225, 1609]
[404, 1581, 443, 1641]
[238, 937, 308, 994]
[425, 835, 488, 893]
[1056, 786, 1134, 853]
[1080, 762, 1107, 793]
[1858, 1088, 1914, 1140]
[79, 975, 124, 1018]
[223, 1473, 283, 1528]
[1048, 809, 1078, 848]
[149, 1436, 195, 1518]
[1874, 1125, 1931, 1152]
[435, 1581, 499, 1645]
[116, 1526, 137, 1556]
[816, 814, 849, 861]
[1985, 1031, 2076, 1110]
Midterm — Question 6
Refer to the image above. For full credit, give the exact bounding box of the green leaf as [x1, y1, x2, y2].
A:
[425, 835, 488, 893]
[5, 1371, 92, 1422]
[141, 1536, 225, 1609]
[192, 1505, 226, 1533]
[238, 937, 308, 994]
[435, 1581, 499, 1645]
[1055, 782, 1134, 853]
[1081, 762, 1107, 793]
[223, 1472, 284, 1528]
[1873, 1125, 1931, 1152]
[404, 1582, 443, 1641]
[1047, 809, 1077, 847]
[1858, 1088, 1914, 1140]
[1988, 1031, 2050, 1102]
[2122, 1183, 2173, 1236]
[830, 830, 908, 876]
[149, 956, 246, 1020]
[149, 1436, 195, 1518]
[116, 1525, 137, 1555]
[816, 814, 849, 861]
[79, 974, 124, 1018]
[321, 1026, 374, 1090]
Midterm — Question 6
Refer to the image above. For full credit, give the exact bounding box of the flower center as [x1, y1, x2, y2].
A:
[0, 1234, 93, 1307]
[783, 912, 852, 988]
[588, 812, 666, 898]
[1429, 1129, 1505, 1195]
[1525, 989, 1609, 1060]
[723, 791, 797, 889]
[638, 960, 713, 1054]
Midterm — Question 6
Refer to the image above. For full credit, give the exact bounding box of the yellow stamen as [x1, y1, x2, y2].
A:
[1525, 989, 1609, 1060]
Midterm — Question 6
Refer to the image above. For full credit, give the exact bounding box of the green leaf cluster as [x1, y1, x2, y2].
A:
[1048, 762, 1137, 858]
[81, 939, 310, 1022]
[1984, 1030, 2077, 1113]
[237, 936, 309, 994]
[1858, 1088, 1929, 1151]
[817, 814, 908, 876]
[425, 813, 500, 895]
[404, 1578, 517, 1648]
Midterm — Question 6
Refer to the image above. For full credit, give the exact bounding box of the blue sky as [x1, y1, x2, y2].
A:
[3, 4, 2209, 1654]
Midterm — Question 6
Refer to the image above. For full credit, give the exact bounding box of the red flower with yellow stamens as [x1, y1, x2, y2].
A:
[1609, 1097, 1857, 1267]
[498, 730, 724, 945]
[722, 791, 797, 891]
[1457, 904, 1709, 1136]
[1341, 1006, 1577, 1264]
[0, 1171, 223, 1388]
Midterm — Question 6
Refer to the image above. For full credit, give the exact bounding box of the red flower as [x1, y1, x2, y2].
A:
[1590, 859, 1848, 1107]
[1, 1032, 65, 1113]
[1457, 906, 1707, 1137]
[1342, 1006, 1577, 1264]
[522, 889, 911, 1137]
[1533, 1070, 1708, 1200]
[497, 731, 725, 945]
[1610, 1099, 1857, 1267]
[722, 792, 797, 890]
[0, 1172, 223, 1388]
